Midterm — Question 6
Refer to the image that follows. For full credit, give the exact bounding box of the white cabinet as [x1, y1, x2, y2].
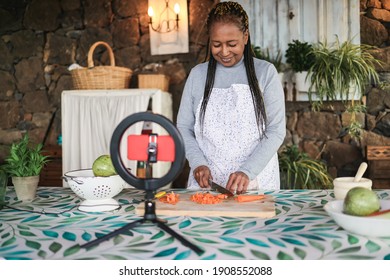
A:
[61, 89, 173, 187]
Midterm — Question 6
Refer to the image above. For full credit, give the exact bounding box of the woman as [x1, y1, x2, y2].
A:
[177, 1, 286, 194]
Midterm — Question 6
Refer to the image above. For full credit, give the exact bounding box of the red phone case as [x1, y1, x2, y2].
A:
[127, 135, 175, 162]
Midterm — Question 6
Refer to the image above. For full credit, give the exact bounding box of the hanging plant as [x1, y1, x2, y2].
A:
[308, 37, 381, 104]
[307, 37, 383, 138]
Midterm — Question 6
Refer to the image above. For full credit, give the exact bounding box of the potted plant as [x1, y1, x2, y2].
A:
[307, 37, 382, 138]
[2, 134, 50, 200]
[285, 40, 316, 93]
[278, 145, 333, 190]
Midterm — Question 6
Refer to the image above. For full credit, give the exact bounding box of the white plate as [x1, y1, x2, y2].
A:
[324, 200, 390, 238]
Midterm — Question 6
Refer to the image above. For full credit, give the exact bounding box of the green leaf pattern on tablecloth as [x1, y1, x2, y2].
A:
[49, 242, 62, 253]
[153, 247, 177, 257]
[179, 219, 191, 229]
[174, 250, 191, 260]
[0, 188, 390, 260]
[157, 236, 175, 247]
[294, 247, 307, 259]
[250, 249, 270, 259]
[246, 237, 270, 248]
[63, 245, 80, 257]
[365, 240, 381, 253]
[26, 240, 41, 250]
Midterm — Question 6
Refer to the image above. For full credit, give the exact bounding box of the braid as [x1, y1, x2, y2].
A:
[200, 54, 216, 130]
[244, 36, 267, 138]
[207, 1, 249, 33]
[200, 1, 267, 137]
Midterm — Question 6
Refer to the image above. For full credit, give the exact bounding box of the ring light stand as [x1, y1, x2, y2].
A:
[80, 112, 204, 255]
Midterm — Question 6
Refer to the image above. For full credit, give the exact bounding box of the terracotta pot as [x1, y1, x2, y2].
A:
[12, 176, 39, 201]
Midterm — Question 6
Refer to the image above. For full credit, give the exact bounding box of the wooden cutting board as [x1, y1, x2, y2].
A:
[135, 193, 276, 218]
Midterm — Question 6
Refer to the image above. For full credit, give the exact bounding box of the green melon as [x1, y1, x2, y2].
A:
[92, 155, 117, 177]
[343, 187, 380, 216]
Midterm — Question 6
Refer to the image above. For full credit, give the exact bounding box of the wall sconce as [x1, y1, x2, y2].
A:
[148, 0, 188, 55]
[148, 0, 180, 33]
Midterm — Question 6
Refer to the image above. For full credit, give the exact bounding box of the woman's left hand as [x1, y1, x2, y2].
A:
[226, 171, 249, 194]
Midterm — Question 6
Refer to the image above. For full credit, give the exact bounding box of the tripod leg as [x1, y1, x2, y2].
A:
[80, 219, 145, 249]
[157, 221, 204, 255]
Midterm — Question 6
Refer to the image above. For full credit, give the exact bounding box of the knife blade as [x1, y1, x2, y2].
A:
[209, 179, 234, 197]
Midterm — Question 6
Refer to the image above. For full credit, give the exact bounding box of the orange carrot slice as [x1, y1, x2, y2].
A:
[158, 191, 179, 205]
[190, 192, 224, 204]
[216, 193, 229, 200]
[235, 194, 266, 203]
[367, 209, 390, 217]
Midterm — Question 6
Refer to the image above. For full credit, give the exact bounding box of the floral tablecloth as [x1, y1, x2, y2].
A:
[1, 187, 389, 260]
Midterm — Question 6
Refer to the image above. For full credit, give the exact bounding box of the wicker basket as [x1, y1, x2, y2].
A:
[70, 41, 133, 90]
[138, 74, 170, 91]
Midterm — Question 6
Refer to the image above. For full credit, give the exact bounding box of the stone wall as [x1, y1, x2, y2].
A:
[0, 0, 389, 187]
[361, 0, 390, 47]
[0, 0, 215, 166]
[283, 99, 390, 179]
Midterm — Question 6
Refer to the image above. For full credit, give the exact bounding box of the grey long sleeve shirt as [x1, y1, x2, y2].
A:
[176, 57, 286, 180]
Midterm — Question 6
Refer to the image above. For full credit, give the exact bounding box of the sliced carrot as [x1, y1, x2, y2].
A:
[158, 191, 179, 205]
[216, 193, 229, 200]
[235, 194, 266, 203]
[367, 208, 390, 217]
[190, 192, 224, 204]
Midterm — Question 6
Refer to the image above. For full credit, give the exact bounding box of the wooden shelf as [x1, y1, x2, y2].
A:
[40, 145, 62, 187]
[366, 145, 390, 189]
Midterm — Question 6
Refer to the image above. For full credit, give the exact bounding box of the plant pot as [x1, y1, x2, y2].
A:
[12, 176, 39, 201]
[294, 71, 310, 93]
[278, 72, 285, 84]
[293, 71, 323, 101]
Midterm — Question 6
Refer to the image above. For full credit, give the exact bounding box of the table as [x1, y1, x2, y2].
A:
[61, 89, 173, 187]
[1, 187, 389, 260]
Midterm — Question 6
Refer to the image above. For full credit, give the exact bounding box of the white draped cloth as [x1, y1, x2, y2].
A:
[61, 89, 172, 187]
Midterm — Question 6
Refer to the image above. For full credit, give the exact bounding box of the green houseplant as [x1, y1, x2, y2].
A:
[285, 40, 316, 95]
[278, 145, 333, 190]
[285, 40, 316, 73]
[307, 37, 382, 138]
[3, 134, 50, 200]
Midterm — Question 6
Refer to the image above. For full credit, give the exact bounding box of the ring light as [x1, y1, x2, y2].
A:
[110, 112, 185, 191]
[80, 112, 203, 255]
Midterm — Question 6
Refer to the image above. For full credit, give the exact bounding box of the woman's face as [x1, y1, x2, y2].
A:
[209, 22, 248, 67]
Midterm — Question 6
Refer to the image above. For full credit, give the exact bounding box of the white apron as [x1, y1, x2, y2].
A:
[187, 84, 280, 191]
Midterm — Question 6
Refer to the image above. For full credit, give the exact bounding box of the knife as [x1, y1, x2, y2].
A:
[209, 179, 234, 197]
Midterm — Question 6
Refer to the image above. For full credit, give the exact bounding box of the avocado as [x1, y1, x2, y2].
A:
[343, 187, 380, 216]
[92, 155, 117, 177]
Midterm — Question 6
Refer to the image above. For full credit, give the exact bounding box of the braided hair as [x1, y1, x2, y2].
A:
[200, 1, 267, 138]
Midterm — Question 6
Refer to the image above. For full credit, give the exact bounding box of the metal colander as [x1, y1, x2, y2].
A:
[63, 168, 127, 212]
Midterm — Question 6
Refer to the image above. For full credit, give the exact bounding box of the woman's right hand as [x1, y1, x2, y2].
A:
[193, 165, 212, 188]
